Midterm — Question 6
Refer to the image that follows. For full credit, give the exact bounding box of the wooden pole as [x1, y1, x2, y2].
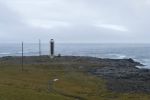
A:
[22, 42, 24, 71]
[39, 39, 41, 56]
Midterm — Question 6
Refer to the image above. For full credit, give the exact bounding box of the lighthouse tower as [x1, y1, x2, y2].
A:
[50, 39, 54, 58]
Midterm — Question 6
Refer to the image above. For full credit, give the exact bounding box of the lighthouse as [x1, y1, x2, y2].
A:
[50, 39, 54, 58]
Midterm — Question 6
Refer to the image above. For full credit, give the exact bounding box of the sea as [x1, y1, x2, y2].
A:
[0, 43, 150, 69]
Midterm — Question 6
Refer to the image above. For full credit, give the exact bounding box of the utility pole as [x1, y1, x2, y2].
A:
[22, 42, 24, 71]
[39, 39, 41, 56]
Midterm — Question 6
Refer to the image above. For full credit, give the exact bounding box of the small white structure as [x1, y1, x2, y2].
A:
[53, 79, 59, 82]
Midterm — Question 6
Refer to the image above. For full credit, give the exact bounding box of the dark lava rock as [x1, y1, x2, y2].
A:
[90, 61, 150, 93]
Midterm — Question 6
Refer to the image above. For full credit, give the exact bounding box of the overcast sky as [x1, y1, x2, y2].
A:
[0, 0, 150, 43]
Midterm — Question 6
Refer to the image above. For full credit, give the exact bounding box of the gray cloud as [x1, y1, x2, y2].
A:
[0, 0, 150, 43]
[0, 2, 52, 43]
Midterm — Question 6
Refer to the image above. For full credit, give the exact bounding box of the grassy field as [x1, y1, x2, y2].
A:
[0, 56, 149, 100]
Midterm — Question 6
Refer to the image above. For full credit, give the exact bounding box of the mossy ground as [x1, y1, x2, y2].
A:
[0, 56, 149, 100]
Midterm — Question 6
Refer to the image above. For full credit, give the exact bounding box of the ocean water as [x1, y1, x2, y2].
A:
[0, 43, 150, 69]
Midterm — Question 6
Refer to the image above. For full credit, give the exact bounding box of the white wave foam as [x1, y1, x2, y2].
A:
[107, 53, 127, 59]
[134, 58, 150, 69]
[0, 52, 11, 55]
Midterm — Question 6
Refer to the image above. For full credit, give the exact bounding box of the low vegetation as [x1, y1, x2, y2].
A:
[0, 56, 149, 100]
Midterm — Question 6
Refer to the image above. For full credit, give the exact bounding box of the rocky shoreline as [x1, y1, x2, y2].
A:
[88, 58, 150, 93]
[1, 56, 150, 93]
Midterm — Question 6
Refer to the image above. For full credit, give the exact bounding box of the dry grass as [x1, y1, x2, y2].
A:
[0, 57, 149, 100]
